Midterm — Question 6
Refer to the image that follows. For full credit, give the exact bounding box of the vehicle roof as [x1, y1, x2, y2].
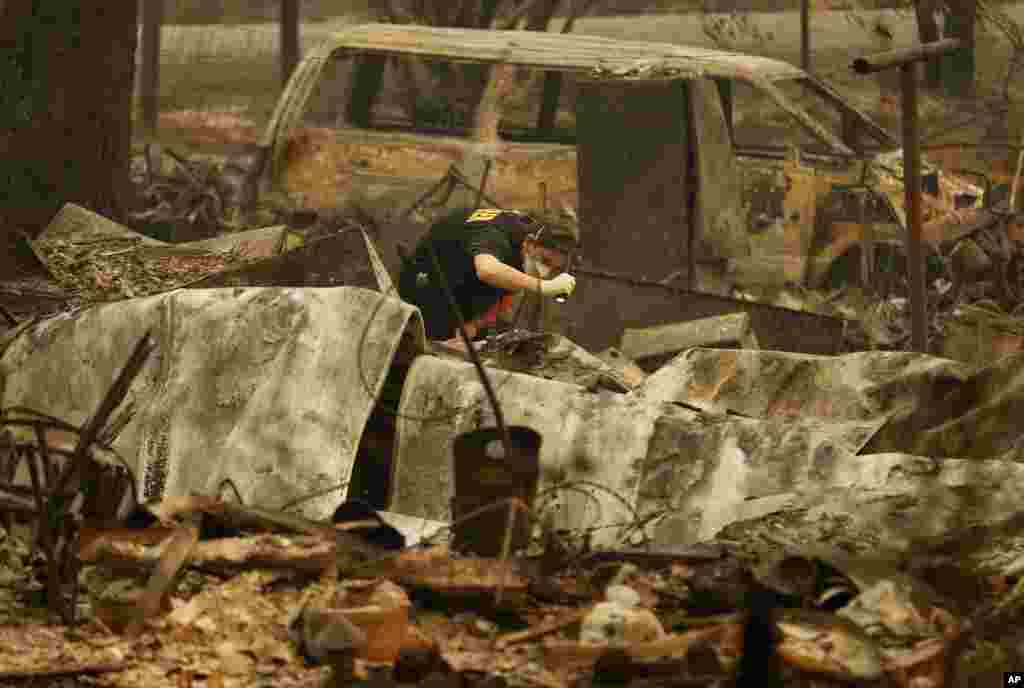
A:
[262, 23, 871, 175]
[317, 23, 808, 82]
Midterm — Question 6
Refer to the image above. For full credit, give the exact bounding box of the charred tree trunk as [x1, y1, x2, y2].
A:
[526, 0, 563, 139]
[0, 0, 138, 269]
[479, 0, 504, 28]
[944, 0, 977, 97]
[525, 0, 561, 30]
[914, 0, 943, 88]
[280, 0, 300, 87]
[534, 0, 600, 139]
[472, 64, 515, 143]
[139, 0, 164, 137]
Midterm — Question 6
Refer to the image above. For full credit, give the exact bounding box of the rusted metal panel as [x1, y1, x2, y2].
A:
[576, 79, 691, 281]
[566, 270, 845, 356]
[185, 229, 391, 292]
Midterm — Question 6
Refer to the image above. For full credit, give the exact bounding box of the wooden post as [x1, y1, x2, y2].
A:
[139, 0, 164, 137]
[852, 39, 962, 353]
[280, 0, 299, 87]
[800, 0, 811, 73]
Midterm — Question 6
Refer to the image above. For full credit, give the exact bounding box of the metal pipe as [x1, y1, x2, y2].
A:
[852, 38, 962, 74]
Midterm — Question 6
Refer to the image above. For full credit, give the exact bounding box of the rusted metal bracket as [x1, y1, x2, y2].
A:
[850, 39, 963, 353]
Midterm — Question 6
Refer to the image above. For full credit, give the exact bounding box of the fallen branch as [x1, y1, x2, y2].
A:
[147, 495, 384, 571]
[126, 516, 201, 635]
[542, 625, 732, 665]
[496, 608, 590, 648]
[0, 661, 132, 680]
[0, 485, 37, 514]
[80, 532, 337, 574]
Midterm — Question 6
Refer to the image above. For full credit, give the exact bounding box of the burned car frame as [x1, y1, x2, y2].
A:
[253, 24, 986, 353]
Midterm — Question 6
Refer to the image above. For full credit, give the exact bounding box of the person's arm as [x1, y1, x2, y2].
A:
[473, 254, 541, 293]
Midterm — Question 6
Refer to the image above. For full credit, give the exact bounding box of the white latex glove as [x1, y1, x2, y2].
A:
[540, 273, 576, 298]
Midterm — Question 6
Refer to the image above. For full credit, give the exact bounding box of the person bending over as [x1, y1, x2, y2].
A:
[398, 206, 578, 349]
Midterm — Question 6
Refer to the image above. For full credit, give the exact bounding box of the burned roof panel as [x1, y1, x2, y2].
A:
[320, 23, 807, 82]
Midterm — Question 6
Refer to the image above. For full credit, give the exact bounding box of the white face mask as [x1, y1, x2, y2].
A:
[524, 253, 556, 279]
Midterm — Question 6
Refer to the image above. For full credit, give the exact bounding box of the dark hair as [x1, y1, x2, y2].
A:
[447, 206, 578, 250]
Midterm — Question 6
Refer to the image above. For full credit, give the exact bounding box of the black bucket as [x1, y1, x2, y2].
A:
[451, 426, 542, 557]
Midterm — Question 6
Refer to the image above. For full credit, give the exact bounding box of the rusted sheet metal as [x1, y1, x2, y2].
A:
[567, 267, 846, 355]
[738, 150, 985, 289]
[870, 150, 985, 231]
[389, 344, 1024, 567]
[390, 355, 669, 546]
[689, 78, 749, 261]
[621, 313, 757, 366]
[633, 348, 969, 431]
[1, 287, 427, 520]
[185, 228, 393, 293]
[576, 79, 692, 280]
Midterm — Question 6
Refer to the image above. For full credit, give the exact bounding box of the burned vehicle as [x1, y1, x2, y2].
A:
[254, 24, 985, 352]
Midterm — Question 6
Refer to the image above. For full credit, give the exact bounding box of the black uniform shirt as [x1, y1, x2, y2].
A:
[398, 207, 527, 339]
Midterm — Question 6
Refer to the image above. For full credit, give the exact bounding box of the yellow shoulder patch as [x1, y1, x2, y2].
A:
[466, 208, 502, 223]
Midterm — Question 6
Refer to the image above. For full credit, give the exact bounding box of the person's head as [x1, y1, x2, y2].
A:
[515, 207, 580, 278]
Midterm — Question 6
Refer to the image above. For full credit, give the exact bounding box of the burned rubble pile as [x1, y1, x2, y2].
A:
[5, 263, 1024, 688]
[5, 152, 1024, 685]
[831, 207, 1024, 363]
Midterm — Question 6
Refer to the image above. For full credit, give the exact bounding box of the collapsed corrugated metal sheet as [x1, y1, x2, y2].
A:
[633, 347, 1024, 461]
[391, 346, 1024, 569]
[634, 348, 975, 429]
[0, 287, 425, 519]
[390, 355, 669, 545]
[629, 347, 1024, 568]
[390, 353, 881, 546]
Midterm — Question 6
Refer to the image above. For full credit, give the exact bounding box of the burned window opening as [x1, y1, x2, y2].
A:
[308, 55, 581, 145]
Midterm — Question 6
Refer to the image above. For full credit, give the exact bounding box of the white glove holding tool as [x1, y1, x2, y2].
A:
[540, 273, 576, 298]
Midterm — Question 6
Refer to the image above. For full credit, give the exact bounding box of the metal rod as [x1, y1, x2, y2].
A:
[852, 38, 962, 74]
[800, 0, 811, 72]
[0, 305, 17, 327]
[900, 63, 928, 353]
[426, 247, 511, 456]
